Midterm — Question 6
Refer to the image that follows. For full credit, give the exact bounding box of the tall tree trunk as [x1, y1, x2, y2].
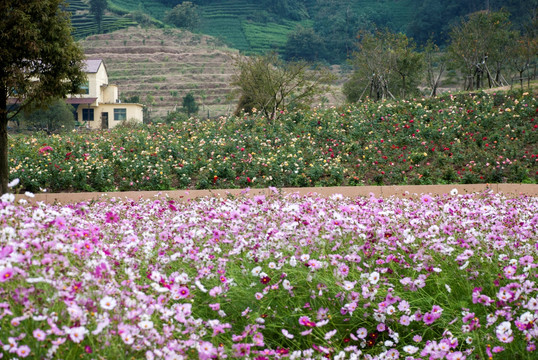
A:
[0, 87, 9, 195]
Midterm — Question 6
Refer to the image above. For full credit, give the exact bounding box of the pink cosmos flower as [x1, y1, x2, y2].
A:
[399, 315, 411, 326]
[0, 267, 14, 282]
[16, 345, 31, 358]
[33, 329, 47, 341]
[198, 341, 217, 360]
[232, 343, 250, 357]
[446, 352, 466, 360]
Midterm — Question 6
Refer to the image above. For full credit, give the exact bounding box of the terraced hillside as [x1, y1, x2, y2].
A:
[67, 0, 138, 39]
[80, 27, 240, 119]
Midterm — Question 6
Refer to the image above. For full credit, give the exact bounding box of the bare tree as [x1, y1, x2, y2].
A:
[231, 53, 335, 120]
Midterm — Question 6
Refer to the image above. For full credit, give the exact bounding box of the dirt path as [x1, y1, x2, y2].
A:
[15, 184, 538, 205]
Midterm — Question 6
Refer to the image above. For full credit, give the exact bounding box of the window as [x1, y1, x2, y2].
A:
[80, 82, 89, 95]
[82, 108, 94, 121]
[114, 108, 127, 121]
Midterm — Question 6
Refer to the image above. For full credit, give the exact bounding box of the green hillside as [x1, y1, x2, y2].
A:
[67, 0, 138, 39]
[67, 0, 535, 62]
[67, 0, 421, 56]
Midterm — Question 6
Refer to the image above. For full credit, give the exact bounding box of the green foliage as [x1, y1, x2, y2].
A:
[182, 93, 200, 116]
[343, 29, 424, 102]
[283, 25, 326, 62]
[165, 110, 189, 123]
[89, 0, 108, 32]
[16, 100, 76, 133]
[231, 53, 336, 119]
[448, 10, 518, 91]
[164, 1, 200, 30]
[0, 0, 86, 193]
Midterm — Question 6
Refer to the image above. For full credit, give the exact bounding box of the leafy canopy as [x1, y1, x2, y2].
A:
[343, 29, 423, 102]
[16, 99, 76, 133]
[0, 0, 86, 193]
[164, 1, 200, 30]
[448, 10, 517, 90]
[231, 53, 336, 120]
[89, 0, 108, 33]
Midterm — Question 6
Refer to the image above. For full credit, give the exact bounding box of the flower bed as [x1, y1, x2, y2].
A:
[9, 90, 538, 193]
[1, 189, 537, 359]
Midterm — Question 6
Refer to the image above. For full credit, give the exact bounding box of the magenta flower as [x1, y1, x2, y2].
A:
[105, 211, 119, 223]
[0, 267, 14, 282]
[232, 343, 250, 357]
[177, 286, 190, 298]
[423, 312, 436, 325]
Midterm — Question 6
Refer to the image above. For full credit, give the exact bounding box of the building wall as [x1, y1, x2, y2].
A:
[76, 103, 144, 130]
[93, 65, 109, 105]
[101, 85, 118, 104]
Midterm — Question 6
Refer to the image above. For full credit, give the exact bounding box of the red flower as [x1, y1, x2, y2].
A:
[260, 276, 271, 284]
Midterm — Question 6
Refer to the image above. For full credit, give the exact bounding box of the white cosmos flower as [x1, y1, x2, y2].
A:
[282, 329, 294, 339]
[121, 332, 134, 344]
[8, 178, 19, 188]
[403, 345, 419, 354]
[99, 296, 117, 310]
[283, 279, 292, 290]
[289, 256, 297, 267]
[369, 271, 380, 284]
[138, 320, 154, 330]
[251, 266, 262, 276]
[68, 326, 88, 343]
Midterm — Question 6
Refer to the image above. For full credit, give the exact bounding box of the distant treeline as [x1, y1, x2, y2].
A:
[156, 0, 536, 63]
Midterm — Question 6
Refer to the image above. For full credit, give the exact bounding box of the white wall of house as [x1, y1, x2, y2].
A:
[76, 103, 144, 130]
[101, 85, 118, 104]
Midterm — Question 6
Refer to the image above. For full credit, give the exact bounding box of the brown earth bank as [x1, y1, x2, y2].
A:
[15, 184, 538, 205]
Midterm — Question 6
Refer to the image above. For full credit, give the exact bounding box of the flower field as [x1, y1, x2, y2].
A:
[1, 188, 537, 359]
[9, 90, 538, 193]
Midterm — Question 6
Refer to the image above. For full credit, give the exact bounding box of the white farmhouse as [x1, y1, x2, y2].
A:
[67, 59, 143, 129]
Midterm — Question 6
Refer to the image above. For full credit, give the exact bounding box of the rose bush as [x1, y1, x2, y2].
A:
[9, 90, 538, 193]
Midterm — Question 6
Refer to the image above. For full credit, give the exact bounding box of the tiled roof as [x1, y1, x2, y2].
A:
[65, 97, 98, 104]
[83, 59, 102, 73]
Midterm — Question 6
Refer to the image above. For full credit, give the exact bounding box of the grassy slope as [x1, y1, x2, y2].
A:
[80, 27, 240, 118]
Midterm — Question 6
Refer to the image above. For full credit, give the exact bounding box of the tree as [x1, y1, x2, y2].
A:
[164, 2, 200, 30]
[231, 53, 335, 120]
[17, 99, 75, 133]
[343, 30, 423, 102]
[283, 26, 326, 62]
[313, 0, 369, 63]
[448, 10, 516, 90]
[0, 0, 86, 194]
[509, 33, 538, 88]
[89, 0, 108, 33]
[423, 39, 447, 97]
[182, 93, 199, 117]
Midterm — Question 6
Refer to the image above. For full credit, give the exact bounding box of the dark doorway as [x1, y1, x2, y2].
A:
[101, 112, 109, 129]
